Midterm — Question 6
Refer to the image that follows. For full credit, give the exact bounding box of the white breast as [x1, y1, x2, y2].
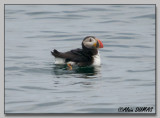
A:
[92, 52, 101, 66]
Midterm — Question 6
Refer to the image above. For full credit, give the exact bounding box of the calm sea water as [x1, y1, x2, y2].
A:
[5, 5, 155, 113]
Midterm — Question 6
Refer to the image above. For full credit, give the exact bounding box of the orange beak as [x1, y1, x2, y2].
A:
[97, 39, 103, 48]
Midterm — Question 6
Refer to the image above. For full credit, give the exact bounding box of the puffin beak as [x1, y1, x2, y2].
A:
[96, 39, 103, 48]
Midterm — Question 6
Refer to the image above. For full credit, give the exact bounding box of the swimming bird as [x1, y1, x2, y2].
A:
[51, 36, 103, 70]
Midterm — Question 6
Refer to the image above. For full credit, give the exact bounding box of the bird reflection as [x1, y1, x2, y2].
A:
[51, 64, 101, 78]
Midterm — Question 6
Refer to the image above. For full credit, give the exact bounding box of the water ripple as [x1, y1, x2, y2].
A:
[127, 69, 155, 73]
[25, 34, 71, 39]
[5, 66, 21, 71]
[111, 36, 135, 40]
[36, 101, 65, 107]
[77, 108, 117, 113]
[6, 10, 25, 14]
[99, 20, 130, 24]
[7, 56, 32, 59]
[106, 56, 141, 59]
[20, 86, 54, 90]
[104, 44, 130, 48]
[132, 14, 155, 19]
[6, 101, 34, 104]
[133, 45, 152, 48]
[26, 11, 58, 15]
[6, 88, 25, 92]
[117, 33, 139, 36]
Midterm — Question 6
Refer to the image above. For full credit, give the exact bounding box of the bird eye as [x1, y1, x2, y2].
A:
[89, 38, 92, 42]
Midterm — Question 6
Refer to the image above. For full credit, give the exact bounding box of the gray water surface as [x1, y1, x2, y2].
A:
[5, 5, 155, 113]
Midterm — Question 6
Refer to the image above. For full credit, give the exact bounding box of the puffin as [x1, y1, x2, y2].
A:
[51, 36, 103, 70]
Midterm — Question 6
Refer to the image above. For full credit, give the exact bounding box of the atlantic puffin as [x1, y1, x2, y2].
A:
[51, 36, 103, 70]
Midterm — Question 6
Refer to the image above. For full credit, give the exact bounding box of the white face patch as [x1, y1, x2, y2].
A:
[83, 37, 97, 49]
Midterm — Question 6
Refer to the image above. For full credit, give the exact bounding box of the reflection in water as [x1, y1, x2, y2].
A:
[51, 64, 101, 78]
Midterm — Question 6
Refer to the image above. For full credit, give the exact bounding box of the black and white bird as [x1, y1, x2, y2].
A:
[51, 36, 103, 70]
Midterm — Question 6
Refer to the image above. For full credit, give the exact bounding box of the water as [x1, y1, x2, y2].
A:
[5, 5, 155, 113]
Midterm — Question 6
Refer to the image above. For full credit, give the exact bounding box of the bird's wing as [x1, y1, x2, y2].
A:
[51, 48, 91, 63]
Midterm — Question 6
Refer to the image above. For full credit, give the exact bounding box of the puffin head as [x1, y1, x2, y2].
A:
[82, 36, 103, 49]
